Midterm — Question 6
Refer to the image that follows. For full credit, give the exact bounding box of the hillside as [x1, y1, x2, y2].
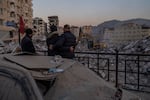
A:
[94, 18, 150, 35]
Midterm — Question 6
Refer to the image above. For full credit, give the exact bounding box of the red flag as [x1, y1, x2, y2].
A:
[19, 16, 25, 34]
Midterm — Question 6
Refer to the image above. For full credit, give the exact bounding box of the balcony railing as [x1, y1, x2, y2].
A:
[75, 51, 150, 93]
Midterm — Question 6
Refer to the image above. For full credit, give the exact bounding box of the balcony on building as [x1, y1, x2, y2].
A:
[30, 2, 33, 6]
[9, 0, 15, 4]
[10, 11, 15, 17]
[25, 3, 29, 8]
[0, 9, 5, 19]
[0, 15, 6, 21]
[10, 7, 15, 12]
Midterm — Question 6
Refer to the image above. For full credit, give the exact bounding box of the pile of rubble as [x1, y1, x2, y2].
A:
[120, 36, 150, 54]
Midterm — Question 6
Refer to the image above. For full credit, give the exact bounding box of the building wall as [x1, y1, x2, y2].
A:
[70, 26, 80, 39]
[33, 17, 46, 35]
[48, 16, 59, 32]
[103, 28, 114, 47]
[104, 23, 150, 46]
[0, 0, 33, 31]
[81, 25, 93, 35]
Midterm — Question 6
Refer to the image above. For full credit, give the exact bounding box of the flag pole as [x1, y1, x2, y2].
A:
[18, 28, 21, 45]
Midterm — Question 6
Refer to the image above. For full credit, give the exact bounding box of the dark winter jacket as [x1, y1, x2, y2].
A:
[21, 35, 35, 53]
[46, 31, 59, 56]
[54, 31, 77, 59]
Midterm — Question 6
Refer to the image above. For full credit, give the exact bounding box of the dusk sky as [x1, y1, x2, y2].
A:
[32, 0, 150, 26]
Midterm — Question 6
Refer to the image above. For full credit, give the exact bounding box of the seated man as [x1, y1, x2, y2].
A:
[21, 28, 35, 53]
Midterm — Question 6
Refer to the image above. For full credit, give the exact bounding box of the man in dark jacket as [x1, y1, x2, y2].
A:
[21, 28, 35, 53]
[54, 24, 77, 59]
[46, 25, 59, 56]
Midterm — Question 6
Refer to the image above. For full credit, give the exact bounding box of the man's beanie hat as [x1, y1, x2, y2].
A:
[25, 28, 33, 35]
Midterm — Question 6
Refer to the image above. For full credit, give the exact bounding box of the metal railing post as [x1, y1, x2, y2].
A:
[115, 49, 119, 88]
[137, 56, 140, 90]
[97, 53, 100, 75]
[107, 59, 110, 81]
[88, 56, 90, 68]
[125, 60, 127, 84]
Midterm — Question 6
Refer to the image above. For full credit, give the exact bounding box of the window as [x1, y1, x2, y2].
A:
[0, 19, 3, 25]
[9, 31, 13, 38]
[10, 12, 15, 17]
[25, 0, 28, 3]
[25, 13, 28, 17]
[0, 8, 3, 15]
[33, 20, 36, 24]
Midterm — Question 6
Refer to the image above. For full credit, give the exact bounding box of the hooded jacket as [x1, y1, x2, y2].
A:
[21, 35, 35, 53]
[46, 31, 60, 56]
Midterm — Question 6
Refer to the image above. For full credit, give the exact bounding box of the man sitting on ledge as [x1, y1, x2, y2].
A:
[21, 28, 36, 54]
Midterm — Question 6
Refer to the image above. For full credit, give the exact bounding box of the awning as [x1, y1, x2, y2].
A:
[2, 35, 18, 41]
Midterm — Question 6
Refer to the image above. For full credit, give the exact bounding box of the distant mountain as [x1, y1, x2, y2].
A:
[95, 20, 120, 34]
[93, 18, 150, 35]
[123, 18, 150, 26]
[92, 20, 120, 41]
[97, 20, 120, 29]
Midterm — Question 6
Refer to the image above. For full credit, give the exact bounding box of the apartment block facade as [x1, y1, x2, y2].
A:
[104, 23, 150, 47]
[48, 16, 59, 32]
[70, 26, 80, 38]
[0, 0, 33, 39]
[81, 25, 93, 35]
[33, 17, 47, 35]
